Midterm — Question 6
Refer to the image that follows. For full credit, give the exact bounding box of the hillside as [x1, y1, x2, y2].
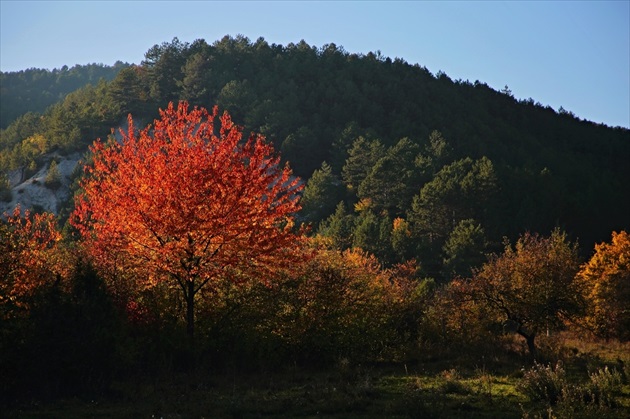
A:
[0, 62, 129, 129]
[1, 35, 629, 278]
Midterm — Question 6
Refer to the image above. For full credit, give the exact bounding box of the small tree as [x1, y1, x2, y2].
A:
[0, 174, 11, 202]
[72, 101, 304, 344]
[442, 219, 487, 280]
[467, 229, 582, 358]
[317, 202, 354, 250]
[300, 161, 344, 225]
[45, 160, 62, 189]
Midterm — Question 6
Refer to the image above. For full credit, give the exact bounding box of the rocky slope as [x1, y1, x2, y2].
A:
[1, 152, 82, 216]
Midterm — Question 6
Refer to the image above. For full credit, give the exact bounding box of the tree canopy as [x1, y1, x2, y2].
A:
[2, 34, 629, 279]
[71, 101, 304, 341]
[579, 230, 630, 340]
[460, 229, 582, 357]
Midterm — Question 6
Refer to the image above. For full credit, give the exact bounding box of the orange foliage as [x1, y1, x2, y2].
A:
[71, 101, 304, 338]
[0, 206, 63, 315]
[579, 231, 630, 340]
[392, 217, 410, 236]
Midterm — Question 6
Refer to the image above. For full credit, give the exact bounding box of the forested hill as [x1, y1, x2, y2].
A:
[1, 35, 628, 278]
[0, 62, 129, 129]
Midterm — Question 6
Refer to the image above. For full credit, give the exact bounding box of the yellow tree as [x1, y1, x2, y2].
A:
[263, 240, 422, 361]
[467, 229, 582, 358]
[72, 101, 304, 343]
[579, 231, 630, 341]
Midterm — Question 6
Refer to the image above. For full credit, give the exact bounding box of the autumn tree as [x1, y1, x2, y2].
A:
[465, 229, 582, 358]
[72, 101, 304, 343]
[0, 206, 63, 317]
[263, 244, 424, 362]
[578, 231, 630, 341]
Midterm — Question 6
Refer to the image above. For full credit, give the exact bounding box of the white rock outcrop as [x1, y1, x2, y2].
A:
[1, 152, 82, 216]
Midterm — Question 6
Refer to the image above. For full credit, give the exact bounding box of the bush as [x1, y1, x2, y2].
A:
[585, 367, 622, 407]
[0, 188, 11, 202]
[0, 262, 124, 404]
[45, 160, 62, 189]
[518, 362, 567, 405]
[0, 174, 11, 202]
[519, 363, 623, 417]
[437, 368, 471, 395]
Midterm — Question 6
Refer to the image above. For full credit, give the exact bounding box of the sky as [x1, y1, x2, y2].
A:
[1, 1, 629, 128]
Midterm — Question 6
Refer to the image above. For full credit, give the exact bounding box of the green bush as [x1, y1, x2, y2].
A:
[0, 174, 12, 202]
[45, 160, 62, 189]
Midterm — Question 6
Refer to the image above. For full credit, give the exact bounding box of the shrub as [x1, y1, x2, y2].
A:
[519, 363, 623, 417]
[585, 367, 622, 407]
[0, 188, 11, 202]
[0, 174, 11, 202]
[437, 368, 470, 395]
[45, 160, 62, 189]
[518, 362, 566, 405]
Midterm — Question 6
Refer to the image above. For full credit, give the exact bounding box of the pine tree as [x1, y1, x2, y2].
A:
[45, 160, 62, 189]
[300, 161, 344, 225]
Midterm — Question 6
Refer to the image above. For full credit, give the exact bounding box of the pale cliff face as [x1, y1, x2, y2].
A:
[1, 152, 81, 215]
[1, 117, 135, 217]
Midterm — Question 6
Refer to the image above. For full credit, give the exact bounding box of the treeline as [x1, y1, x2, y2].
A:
[1, 35, 629, 275]
[1, 202, 629, 406]
[0, 62, 128, 129]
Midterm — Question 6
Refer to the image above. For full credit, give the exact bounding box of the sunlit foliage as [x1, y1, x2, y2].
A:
[451, 229, 582, 357]
[579, 231, 630, 340]
[0, 206, 64, 316]
[71, 101, 305, 340]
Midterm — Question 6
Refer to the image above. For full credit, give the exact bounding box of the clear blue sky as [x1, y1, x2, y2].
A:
[1, 1, 629, 128]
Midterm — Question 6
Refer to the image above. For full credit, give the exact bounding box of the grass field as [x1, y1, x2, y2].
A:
[8, 334, 630, 418]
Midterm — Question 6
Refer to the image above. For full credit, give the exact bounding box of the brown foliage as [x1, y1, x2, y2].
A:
[445, 229, 583, 357]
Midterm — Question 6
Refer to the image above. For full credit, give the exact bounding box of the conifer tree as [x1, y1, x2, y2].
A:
[45, 160, 62, 189]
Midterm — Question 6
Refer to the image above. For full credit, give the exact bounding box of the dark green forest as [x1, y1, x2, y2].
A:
[1, 36, 630, 417]
[0, 61, 129, 129]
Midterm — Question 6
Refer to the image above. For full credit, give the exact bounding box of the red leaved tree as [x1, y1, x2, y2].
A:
[1, 206, 63, 317]
[72, 101, 304, 342]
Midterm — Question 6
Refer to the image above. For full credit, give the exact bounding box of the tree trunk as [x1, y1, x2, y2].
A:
[521, 332, 537, 360]
[515, 324, 537, 359]
[186, 280, 195, 347]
